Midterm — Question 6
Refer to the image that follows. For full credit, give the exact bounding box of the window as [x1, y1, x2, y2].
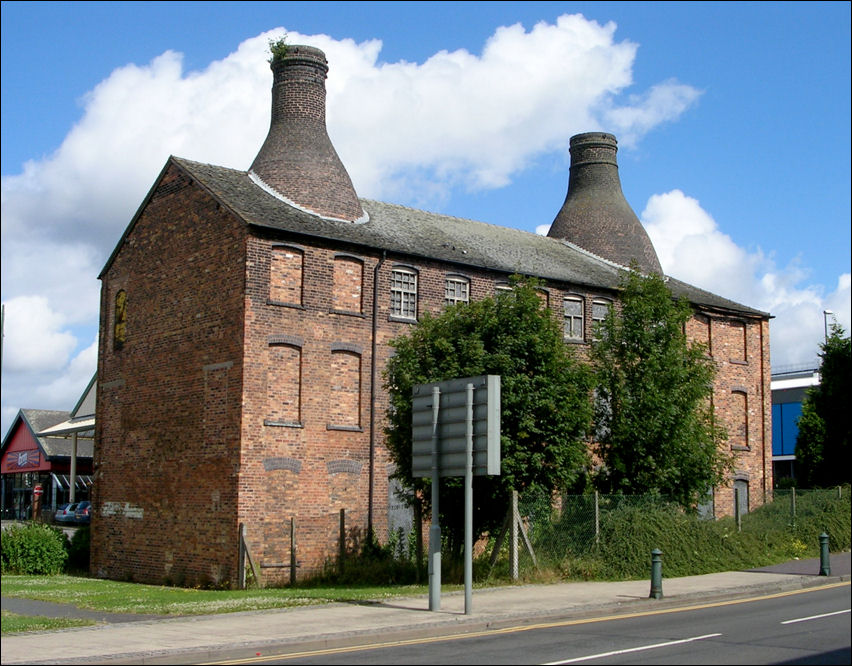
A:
[265, 341, 302, 426]
[390, 268, 418, 320]
[332, 255, 363, 314]
[591, 298, 612, 338]
[113, 289, 127, 350]
[270, 245, 303, 306]
[692, 313, 712, 356]
[730, 390, 749, 449]
[563, 296, 584, 341]
[445, 275, 470, 306]
[734, 478, 749, 517]
[730, 321, 747, 363]
[328, 347, 362, 429]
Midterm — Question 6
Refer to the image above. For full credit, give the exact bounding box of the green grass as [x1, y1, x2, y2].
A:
[1, 609, 97, 634]
[0, 574, 429, 616]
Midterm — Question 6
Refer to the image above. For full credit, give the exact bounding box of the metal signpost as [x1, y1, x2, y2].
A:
[412, 375, 500, 614]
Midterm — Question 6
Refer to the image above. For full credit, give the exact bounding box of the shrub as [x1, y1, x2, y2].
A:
[1, 523, 69, 575]
[66, 526, 90, 572]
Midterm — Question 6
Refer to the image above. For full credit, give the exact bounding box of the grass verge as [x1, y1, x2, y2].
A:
[2, 609, 97, 634]
[0, 574, 429, 616]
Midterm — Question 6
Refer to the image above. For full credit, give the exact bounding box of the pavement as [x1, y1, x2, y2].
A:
[1, 552, 850, 665]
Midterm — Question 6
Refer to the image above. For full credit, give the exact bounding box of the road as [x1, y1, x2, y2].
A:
[202, 583, 850, 665]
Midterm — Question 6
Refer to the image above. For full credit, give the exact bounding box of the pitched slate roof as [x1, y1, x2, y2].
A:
[114, 156, 768, 319]
[7, 410, 95, 460]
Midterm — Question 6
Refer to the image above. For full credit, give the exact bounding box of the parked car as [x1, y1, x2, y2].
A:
[74, 501, 91, 524]
[54, 502, 79, 523]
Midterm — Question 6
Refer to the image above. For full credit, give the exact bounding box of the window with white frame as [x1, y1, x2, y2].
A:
[563, 295, 584, 341]
[445, 275, 470, 306]
[591, 298, 612, 338]
[390, 268, 418, 320]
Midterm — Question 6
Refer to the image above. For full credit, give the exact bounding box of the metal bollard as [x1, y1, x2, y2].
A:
[819, 533, 831, 576]
[649, 548, 663, 599]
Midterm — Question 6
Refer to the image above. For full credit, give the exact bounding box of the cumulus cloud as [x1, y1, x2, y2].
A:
[30, 14, 852, 439]
[642, 190, 851, 369]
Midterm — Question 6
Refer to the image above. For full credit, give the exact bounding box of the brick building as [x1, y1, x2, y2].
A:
[92, 45, 772, 586]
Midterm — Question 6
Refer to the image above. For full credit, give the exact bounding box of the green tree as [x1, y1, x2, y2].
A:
[795, 323, 851, 487]
[589, 269, 731, 507]
[383, 277, 594, 561]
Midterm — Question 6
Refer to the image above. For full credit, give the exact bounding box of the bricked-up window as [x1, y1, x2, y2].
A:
[113, 289, 127, 350]
[591, 298, 612, 339]
[730, 321, 747, 363]
[332, 255, 363, 314]
[390, 268, 418, 320]
[563, 296, 584, 341]
[730, 390, 749, 449]
[328, 348, 361, 429]
[445, 275, 470, 306]
[693, 313, 712, 356]
[270, 245, 303, 306]
[266, 343, 302, 426]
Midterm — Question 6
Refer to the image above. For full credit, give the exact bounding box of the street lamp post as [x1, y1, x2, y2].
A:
[823, 309, 834, 343]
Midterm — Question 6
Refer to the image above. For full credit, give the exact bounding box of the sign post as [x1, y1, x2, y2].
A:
[412, 375, 500, 615]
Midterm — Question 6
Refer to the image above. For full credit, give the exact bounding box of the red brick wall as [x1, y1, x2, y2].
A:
[93, 162, 247, 586]
[95, 176, 771, 585]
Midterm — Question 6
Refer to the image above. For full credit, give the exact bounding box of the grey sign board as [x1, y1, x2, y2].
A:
[411, 375, 500, 477]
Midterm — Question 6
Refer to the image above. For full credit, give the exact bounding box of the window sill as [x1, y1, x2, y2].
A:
[326, 425, 364, 432]
[329, 309, 365, 318]
[731, 445, 751, 451]
[264, 420, 303, 428]
[729, 359, 748, 365]
[388, 315, 417, 324]
[267, 300, 305, 310]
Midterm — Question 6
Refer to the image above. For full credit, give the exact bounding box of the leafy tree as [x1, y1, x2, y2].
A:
[795, 323, 851, 487]
[383, 277, 594, 561]
[589, 269, 731, 507]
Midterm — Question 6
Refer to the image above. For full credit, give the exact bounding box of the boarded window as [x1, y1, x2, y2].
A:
[113, 289, 127, 350]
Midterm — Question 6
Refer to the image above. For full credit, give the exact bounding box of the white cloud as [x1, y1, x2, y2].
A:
[642, 190, 851, 369]
[0, 15, 733, 437]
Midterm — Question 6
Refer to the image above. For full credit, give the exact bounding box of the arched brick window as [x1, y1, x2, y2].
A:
[730, 321, 747, 363]
[270, 245, 303, 306]
[563, 295, 584, 342]
[333, 255, 363, 314]
[730, 389, 749, 449]
[265, 340, 302, 426]
[390, 267, 418, 321]
[328, 346, 362, 429]
[444, 274, 470, 306]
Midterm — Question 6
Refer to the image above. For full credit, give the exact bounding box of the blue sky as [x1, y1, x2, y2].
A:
[1, 1, 850, 436]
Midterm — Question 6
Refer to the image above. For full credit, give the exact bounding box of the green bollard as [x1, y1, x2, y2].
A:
[649, 548, 663, 599]
[819, 533, 831, 576]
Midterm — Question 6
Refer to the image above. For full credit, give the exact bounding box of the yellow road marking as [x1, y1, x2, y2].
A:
[204, 581, 850, 664]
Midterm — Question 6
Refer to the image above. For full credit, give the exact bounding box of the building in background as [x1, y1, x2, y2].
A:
[770, 366, 820, 485]
[0, 374, 96, 521]
[92, 45, 773, 587]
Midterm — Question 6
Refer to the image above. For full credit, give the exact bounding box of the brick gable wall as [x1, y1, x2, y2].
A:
[92, 163, 248, 586]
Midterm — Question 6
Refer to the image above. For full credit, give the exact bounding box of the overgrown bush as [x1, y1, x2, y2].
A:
[66, 526, 90, 572]
[1, 523, 69, 575]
